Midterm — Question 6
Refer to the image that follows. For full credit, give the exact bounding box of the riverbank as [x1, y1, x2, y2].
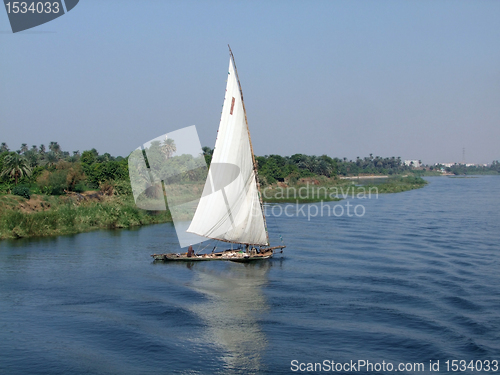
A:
[338, 175, 389, 179]
[0, 175, 427, 240]
[0, 193, 172, 240]
[262, 175, 428, 203]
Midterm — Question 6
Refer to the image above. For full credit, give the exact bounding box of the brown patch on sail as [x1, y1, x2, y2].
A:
[230, 97, 235, 115]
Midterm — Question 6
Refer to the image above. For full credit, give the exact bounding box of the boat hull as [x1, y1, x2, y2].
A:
[151, 254, 272, 262]
[151, 246, 285, 262]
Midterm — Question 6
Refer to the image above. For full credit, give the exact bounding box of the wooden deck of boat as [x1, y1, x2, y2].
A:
[151, 246, 285, 262]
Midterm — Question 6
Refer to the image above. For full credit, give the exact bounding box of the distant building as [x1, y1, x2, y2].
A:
[436, 162, 487, 168]
[404, 160, 421, 168]
[437, 163, 455, 168]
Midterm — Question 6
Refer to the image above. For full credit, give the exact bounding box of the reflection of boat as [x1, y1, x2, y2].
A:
[152, 47, 285, 262]
[186, 261, 272, 372]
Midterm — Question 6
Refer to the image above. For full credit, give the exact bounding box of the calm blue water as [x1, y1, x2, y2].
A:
[1, 176, 499, 374]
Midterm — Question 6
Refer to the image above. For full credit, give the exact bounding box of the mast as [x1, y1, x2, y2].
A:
[228, 45, 270, 246]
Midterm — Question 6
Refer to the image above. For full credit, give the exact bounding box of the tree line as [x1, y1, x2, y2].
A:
[254, 154, 412, 184]
[0, 142, 128, 197]
[435, 161, 500, 175]
[1, 141, 499, 199]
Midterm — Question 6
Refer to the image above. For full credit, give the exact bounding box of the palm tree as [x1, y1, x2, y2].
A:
[42, 151, 59, 168]
[31, 145, 38, 153]
[1, 153, 32, 185]
[24, 150, 39, 167]
[39, 144, 46, 154]
[202, 147, 213, 156]
[0, 143, 8, 152]
[161, 138, 177, 159]
[202, 146, 213, 166]
[49, 141, 61, 155]
[20, 143, 28, 154]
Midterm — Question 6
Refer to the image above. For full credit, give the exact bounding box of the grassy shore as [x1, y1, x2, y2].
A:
[0, 175, 427, 240]
[0, 193, 172, 240]
[262, 175, 427, 203]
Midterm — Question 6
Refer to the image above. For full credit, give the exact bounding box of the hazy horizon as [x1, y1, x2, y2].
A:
[1, 1, 499, 165]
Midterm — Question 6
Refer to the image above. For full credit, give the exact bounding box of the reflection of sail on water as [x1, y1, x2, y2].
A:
[187, 263, 271, 372]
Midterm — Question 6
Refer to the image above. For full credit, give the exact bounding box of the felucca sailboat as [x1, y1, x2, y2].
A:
[152, 47, 285, 262]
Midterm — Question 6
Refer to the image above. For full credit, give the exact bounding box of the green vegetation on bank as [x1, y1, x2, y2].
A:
[254, 154, 406, 184]
[0, 141, 172, 240]
[362, 175, 427, 193]
[251, 153, 499, 184]
[0, 140, 440, 240]
[0, 194, 171, 240]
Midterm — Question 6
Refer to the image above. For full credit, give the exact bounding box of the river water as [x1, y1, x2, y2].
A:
[1, 176, 499, 374]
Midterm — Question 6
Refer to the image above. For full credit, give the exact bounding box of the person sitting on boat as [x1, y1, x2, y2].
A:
[187, 245, 194, 258]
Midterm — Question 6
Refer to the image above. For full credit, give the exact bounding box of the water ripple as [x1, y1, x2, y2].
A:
[0, 176, 499, 373]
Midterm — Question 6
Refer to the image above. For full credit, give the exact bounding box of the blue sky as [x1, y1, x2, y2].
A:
[1, 0, 499, 164]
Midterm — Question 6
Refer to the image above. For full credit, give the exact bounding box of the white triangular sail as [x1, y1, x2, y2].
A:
[187, 57, 268, 245]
